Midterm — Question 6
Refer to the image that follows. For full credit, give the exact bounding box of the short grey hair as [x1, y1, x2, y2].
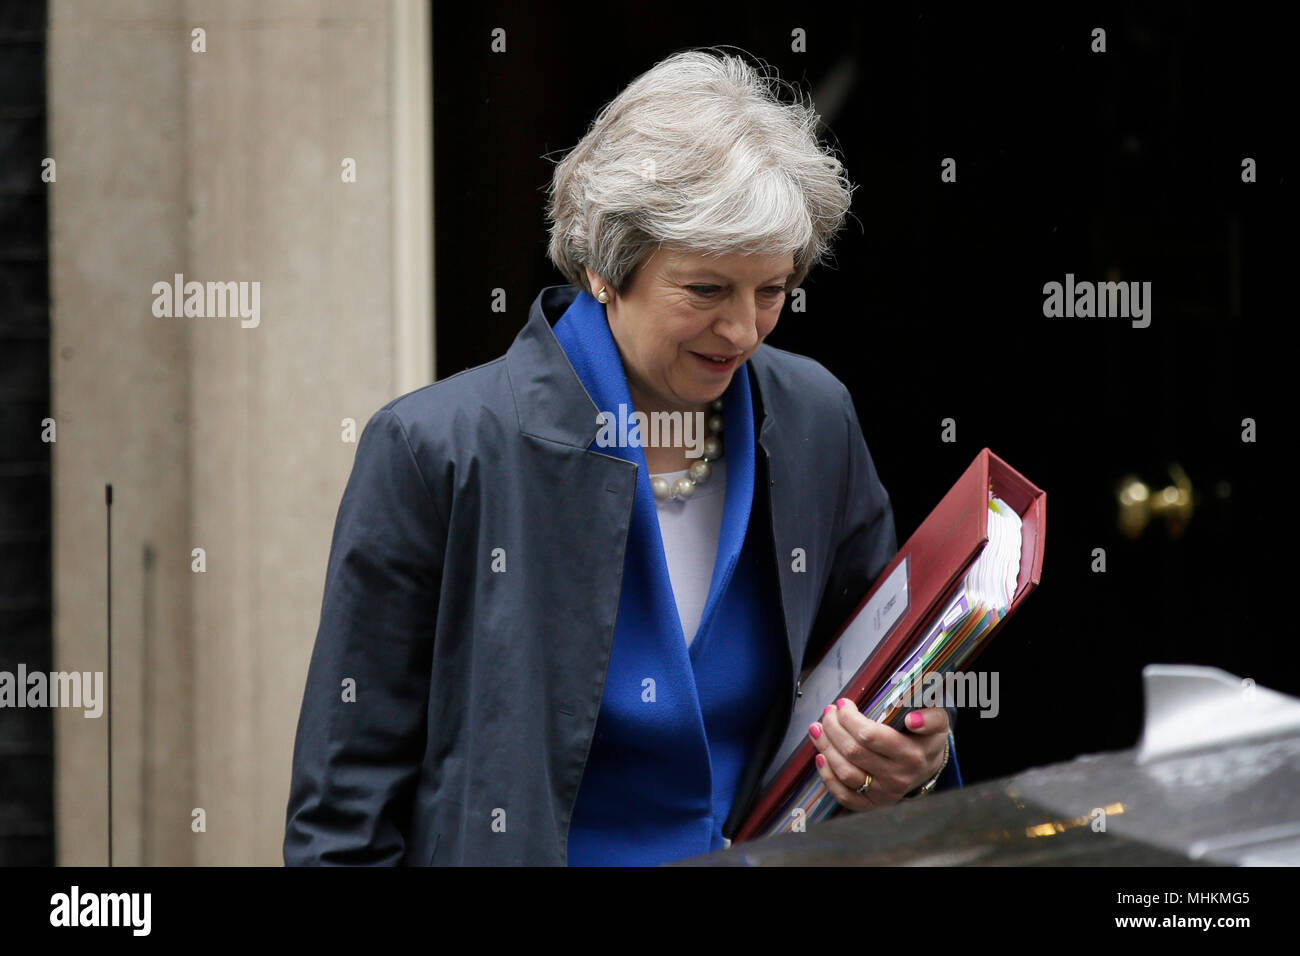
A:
[546, 49, 855, 296]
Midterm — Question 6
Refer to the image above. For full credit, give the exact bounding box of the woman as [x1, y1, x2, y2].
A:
[284, 48, 958, 867]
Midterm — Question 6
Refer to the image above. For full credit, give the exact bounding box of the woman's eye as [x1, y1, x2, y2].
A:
[686, 284, 785, 300]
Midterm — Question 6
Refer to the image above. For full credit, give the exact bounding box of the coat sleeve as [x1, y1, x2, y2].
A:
[283, 407, 446, 865]
[811, 385, 962, 778]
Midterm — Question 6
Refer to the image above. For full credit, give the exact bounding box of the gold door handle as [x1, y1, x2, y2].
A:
[1117, 463, 1195, 539]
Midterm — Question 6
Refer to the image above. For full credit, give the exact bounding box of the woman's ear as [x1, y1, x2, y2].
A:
[583, 267, 605, 295]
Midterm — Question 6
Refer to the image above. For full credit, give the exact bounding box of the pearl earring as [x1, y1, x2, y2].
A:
[596, 288, 609, 303]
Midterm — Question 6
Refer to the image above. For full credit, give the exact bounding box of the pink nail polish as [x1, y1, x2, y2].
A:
[815, 754, 825, 769]
[809, 723, 822, 740]
[837, 699, 848, 710]
[823, 705, 834, 717]
[907, 712, 924, 729]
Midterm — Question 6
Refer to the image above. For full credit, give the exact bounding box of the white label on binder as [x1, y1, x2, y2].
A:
[763, 557, 910, 788]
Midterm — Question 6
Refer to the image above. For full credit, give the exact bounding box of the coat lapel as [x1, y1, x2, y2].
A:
[751, 363, 808, 691]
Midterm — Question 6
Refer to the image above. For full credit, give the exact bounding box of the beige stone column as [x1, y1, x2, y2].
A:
[49, 0, 433, 866]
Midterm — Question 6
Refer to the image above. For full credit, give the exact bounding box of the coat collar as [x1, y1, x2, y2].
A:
[505, 285, 604, 448]
[507, 284, 780, 450]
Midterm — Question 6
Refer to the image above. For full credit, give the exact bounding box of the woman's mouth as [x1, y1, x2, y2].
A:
[691, 352, 740, 373]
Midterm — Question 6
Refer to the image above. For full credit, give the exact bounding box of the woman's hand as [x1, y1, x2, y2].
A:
[807, 700, 949, 810]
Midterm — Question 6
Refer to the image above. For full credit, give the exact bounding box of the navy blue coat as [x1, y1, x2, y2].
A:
[283, 284, 957, 865]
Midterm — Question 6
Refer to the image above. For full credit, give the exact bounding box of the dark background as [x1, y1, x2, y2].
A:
[433, 3, 1286, 784]
[0, 0, 50, 864]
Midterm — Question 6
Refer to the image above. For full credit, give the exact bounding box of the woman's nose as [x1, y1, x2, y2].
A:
[713, 300, 760, 351]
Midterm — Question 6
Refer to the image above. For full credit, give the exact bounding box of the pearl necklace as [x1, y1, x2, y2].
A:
[650, 397, 725, 503]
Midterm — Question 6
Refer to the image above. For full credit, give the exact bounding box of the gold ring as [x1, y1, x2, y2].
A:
[856, 772, 873, 795]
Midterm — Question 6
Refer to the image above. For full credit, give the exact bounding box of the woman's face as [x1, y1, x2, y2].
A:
[586, 246, 794, 415]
